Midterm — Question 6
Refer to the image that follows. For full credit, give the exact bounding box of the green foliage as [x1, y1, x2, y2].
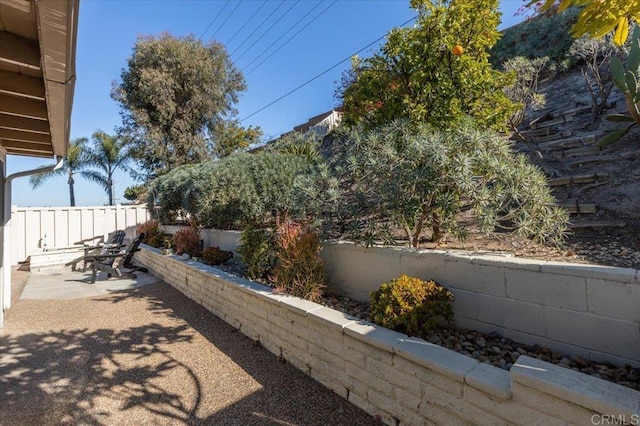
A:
[148, 151, 326, 229]
[327, 120, 569, 247]
[137, 220, 164, 247]
[201, 246, 233, 265]
[85, 130, 133, 206]
[502, 56, 550, 131]
[29, 137, 93, 207]
[338, 0, 515, 131]
[370, 275, 454, 336]
[124, 184, 147, 202]
[173, 225, 202, 257]
[600, 25, 640, 146]
[264, 131, 323, 164]
[238, 224, 276, 280]
[112, 32, 253, 177]
[490, 7, 580, 68]
[529, 0, 640, 46]
[212, 121, 263, 158]
[273, 219, 326, 302]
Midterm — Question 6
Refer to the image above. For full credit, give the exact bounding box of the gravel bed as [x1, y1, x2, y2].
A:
[209, 259, 640, 393]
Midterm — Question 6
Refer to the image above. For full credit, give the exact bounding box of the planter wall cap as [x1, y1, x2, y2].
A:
[344, 321, 408, 353]
[307, 306, 359, 329]
[465, 362, 512, 400]
[394, 337, 479, 382]
[278, 296, 324, 316]
[541, 263, 638, 282]
[512, 356, 640, 417]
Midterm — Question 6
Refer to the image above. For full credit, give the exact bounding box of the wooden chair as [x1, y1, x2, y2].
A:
[66, 230, 127, 272]
[88, 233, 149, 284]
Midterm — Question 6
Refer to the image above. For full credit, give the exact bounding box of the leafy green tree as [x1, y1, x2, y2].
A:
[527, 0, 640, 46]
[112, 32, 253, 177]
[84, 130, 133, 205]
[326, 120, 568, 247]
[338, 0, 515, 131]
[124, 184, 147, 202]
[29, 137, 92, 207]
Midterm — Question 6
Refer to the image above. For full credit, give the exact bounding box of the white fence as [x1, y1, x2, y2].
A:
[11, 205, 149, 265]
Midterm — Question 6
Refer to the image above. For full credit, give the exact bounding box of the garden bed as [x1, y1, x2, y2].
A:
[134, 245, 640, 425]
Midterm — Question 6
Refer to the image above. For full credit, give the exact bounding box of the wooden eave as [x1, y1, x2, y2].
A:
[0, 0, 79, 158]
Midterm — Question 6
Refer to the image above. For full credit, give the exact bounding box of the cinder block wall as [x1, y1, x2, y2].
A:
[321, 242, 640, 367]
[153, 229, 640, 367]
[135, 246, 640, 425]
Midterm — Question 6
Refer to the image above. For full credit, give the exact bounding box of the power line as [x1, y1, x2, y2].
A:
[225, 0, 268, 47]
[209, 0, 244, 42]
[234, 0, 300, 63]
[240, 15, 418, 123]
[230, 0, 285, 58]
[245, 0, 336, 76]
[199, 0, 230, 40]
[242, 0, 325, 72]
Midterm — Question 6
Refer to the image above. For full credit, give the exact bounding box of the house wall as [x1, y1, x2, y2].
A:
[135, 246, 640, 426]
[11, 204, 149, 264]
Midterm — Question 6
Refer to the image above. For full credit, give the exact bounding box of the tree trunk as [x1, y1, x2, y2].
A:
[107, 177, 113, 206]
[68, 174, 75, 207]
[431, 212, 442, 243]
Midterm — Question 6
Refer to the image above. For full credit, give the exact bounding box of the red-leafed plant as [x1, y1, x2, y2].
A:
[173, 222, 202, 257]
[273, 217, 326, 302]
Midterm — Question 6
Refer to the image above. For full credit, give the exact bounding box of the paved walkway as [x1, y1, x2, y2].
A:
[1, 268, 377, 425]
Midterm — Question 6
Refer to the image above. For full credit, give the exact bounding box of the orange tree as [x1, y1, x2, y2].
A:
[338, 0, 515, 131]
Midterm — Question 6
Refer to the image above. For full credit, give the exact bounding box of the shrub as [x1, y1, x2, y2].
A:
[370, 275, 454, 337]
[327, 120, 569, 246]
[238, 224, 277, 280]
[490, 7, 580, 68]
[502, 56, 550, 133]
[173, 225, 202, 257]
[137, 220, 163, 247]
[273, 219, 326, 302]
[201, 246, 233, 265]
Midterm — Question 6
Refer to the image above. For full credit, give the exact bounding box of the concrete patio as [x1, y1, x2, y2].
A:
[0, 267, 377, 425]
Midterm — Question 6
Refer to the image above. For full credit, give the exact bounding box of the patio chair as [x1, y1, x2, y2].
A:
[66, 230, 127, 272]
[88, 233, 149, 284]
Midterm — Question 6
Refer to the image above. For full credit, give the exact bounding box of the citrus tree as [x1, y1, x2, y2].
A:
[338, 0, 515, 131]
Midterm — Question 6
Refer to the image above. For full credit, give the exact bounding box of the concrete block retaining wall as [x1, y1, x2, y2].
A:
[135, 246, 640, 425]
[160, 228, 640, 367]
[321, 242, 640, 368]
[162, 225, 241, 254]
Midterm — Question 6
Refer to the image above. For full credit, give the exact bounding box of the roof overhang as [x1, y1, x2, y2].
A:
[0, 0, 79, 158]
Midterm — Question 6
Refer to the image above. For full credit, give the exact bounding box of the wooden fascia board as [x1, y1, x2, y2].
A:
[35, 0, 79, 157]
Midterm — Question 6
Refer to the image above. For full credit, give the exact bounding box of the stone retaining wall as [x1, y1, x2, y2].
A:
[135, 246, 640, 425]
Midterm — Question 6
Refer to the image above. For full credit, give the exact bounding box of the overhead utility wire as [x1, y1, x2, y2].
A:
[242, 0, 325, 72]
[209, 0, 244, 42]
[234, 0, 300, 62]
[245, 0, 336, 76]
[199, 0, 230, 40]
[225, 0, 268, 47]
[230, 0, 286, 58]
[240, 15, 418, 122]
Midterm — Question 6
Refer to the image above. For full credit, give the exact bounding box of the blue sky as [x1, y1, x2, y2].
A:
[10, 0, 526, 207]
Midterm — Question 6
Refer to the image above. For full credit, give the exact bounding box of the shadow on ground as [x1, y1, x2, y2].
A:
[1, 280, 377, 425]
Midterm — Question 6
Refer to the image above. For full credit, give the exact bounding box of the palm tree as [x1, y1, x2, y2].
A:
[85, 130, 133, 206]
[29, 137, 92, 206]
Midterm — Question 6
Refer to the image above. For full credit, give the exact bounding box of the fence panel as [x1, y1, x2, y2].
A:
[11, 205, 150, 265]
